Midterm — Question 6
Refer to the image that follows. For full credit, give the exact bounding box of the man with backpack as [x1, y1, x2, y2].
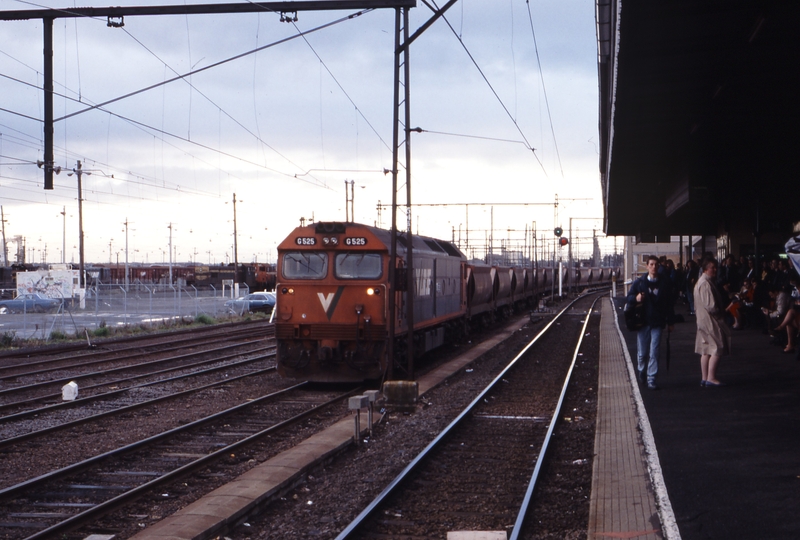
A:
[627, 255, 676, 390]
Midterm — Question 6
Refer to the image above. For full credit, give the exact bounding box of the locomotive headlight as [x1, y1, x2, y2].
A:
[367, 288, 375, 296]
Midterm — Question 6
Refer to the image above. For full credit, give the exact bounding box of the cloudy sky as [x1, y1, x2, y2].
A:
[0, 0, 610, 268]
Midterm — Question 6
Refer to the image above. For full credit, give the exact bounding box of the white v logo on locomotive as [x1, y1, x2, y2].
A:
[316, 287, 345, 320]
[317, 292, 335, 312]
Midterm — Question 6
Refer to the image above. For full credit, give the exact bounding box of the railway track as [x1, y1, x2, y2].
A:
[0, 338, 272, 418]
[0, 346, 276, 443]
[0, 320, 291, 498]
[0, 383, 361, 540]
[335, 293, 601, 539]
[0, 321, 273, 382]
[0, 318, 272, 362]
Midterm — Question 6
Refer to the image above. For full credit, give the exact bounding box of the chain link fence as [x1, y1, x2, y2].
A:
[1, 283, 252, 341]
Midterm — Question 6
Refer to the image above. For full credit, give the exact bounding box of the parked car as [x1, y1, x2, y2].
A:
[224, 291, 276, 315]
[0, 293, 62, 314]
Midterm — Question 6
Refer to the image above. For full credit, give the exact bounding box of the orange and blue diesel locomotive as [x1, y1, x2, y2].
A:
[275, 222, 618, 382]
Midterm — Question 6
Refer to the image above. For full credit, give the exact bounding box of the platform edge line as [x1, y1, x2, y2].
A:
[608, 295, 681, 540]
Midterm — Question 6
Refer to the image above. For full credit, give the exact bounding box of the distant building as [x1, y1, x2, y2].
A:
[623, 235, 715, 293]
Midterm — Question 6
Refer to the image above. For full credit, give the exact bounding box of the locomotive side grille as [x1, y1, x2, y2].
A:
[276, 323, 386, 341]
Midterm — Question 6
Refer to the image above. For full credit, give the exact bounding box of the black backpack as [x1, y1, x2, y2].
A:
[623, 300, 645, 331]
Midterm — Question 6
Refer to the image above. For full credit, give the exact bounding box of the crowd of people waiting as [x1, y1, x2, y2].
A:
[627, 252, 800, 389]
[667, 254, 800, 354]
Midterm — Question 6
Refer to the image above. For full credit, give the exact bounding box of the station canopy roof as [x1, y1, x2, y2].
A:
[597, 1, 800, 238]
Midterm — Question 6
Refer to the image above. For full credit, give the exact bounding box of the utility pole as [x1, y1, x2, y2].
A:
[60, 206, 66, 264]
[168, 223, 174, 285]
[490, 206, 494, 264]
[68, 161, 88, 288]
[232, 193, 240, 283]
[0, 206, 7, 267]
[345, 180, 354, 222]
[123, 218, 130, 290]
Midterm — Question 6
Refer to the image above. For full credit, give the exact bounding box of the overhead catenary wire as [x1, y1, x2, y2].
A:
[288, 17, 392, 155]
[1, 1, 579, 260]
[0, 12, 376, 192]
[525, 0, 563, 178]
[411, 128, 531, 147]
[1, 9, 358, 224]
[55, 8, 375, 123]
[428, 1, 547, 177]
[0, 106, 41, 123]
[1, 63, 331, 190]
[119, 26, 328, 187]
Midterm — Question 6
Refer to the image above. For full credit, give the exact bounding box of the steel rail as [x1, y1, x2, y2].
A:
[17, 384, 364, 540]
[334, 292, 594, 539]
[0, 337, 266, 395]
[0, 326, 267, 379]
[508, 295, 602, 539]
[0, 360, 279, 450]
[0, 345, 275, 422]
[0, 381, 309, 500]
[0, 318, 272, 360]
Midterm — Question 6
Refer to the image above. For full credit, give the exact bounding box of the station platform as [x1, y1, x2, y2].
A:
[592, 295, 800, 540]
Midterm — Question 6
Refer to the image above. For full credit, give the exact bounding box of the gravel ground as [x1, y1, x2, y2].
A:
[216, 306, 601, 540]
[3, 302, 604, 540]
[0, 365, 289, 489]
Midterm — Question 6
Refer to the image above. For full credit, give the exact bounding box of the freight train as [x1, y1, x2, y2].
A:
[2, 263, 277, 295]
[87, 263, 276, 291]
[275, 222, 619, 383]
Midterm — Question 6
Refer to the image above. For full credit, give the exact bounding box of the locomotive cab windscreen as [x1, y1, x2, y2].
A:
[334, 253, 382, 279]
[282, 252, 328, 279]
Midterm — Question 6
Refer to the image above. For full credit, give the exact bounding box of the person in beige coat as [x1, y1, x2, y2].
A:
[694, 258, 731, 386]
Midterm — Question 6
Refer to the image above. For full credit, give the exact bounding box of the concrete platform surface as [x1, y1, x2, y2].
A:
[588, 297, 667, 540]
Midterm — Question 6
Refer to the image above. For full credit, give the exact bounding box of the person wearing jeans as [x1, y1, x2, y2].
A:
[627, 255, 675, 390]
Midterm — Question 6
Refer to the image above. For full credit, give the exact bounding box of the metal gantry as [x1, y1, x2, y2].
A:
[0, 0, 417, 190]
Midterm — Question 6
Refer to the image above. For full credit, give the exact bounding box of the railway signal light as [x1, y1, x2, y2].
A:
[554, 227, 563, 237]
[559, 237, 569, 247]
